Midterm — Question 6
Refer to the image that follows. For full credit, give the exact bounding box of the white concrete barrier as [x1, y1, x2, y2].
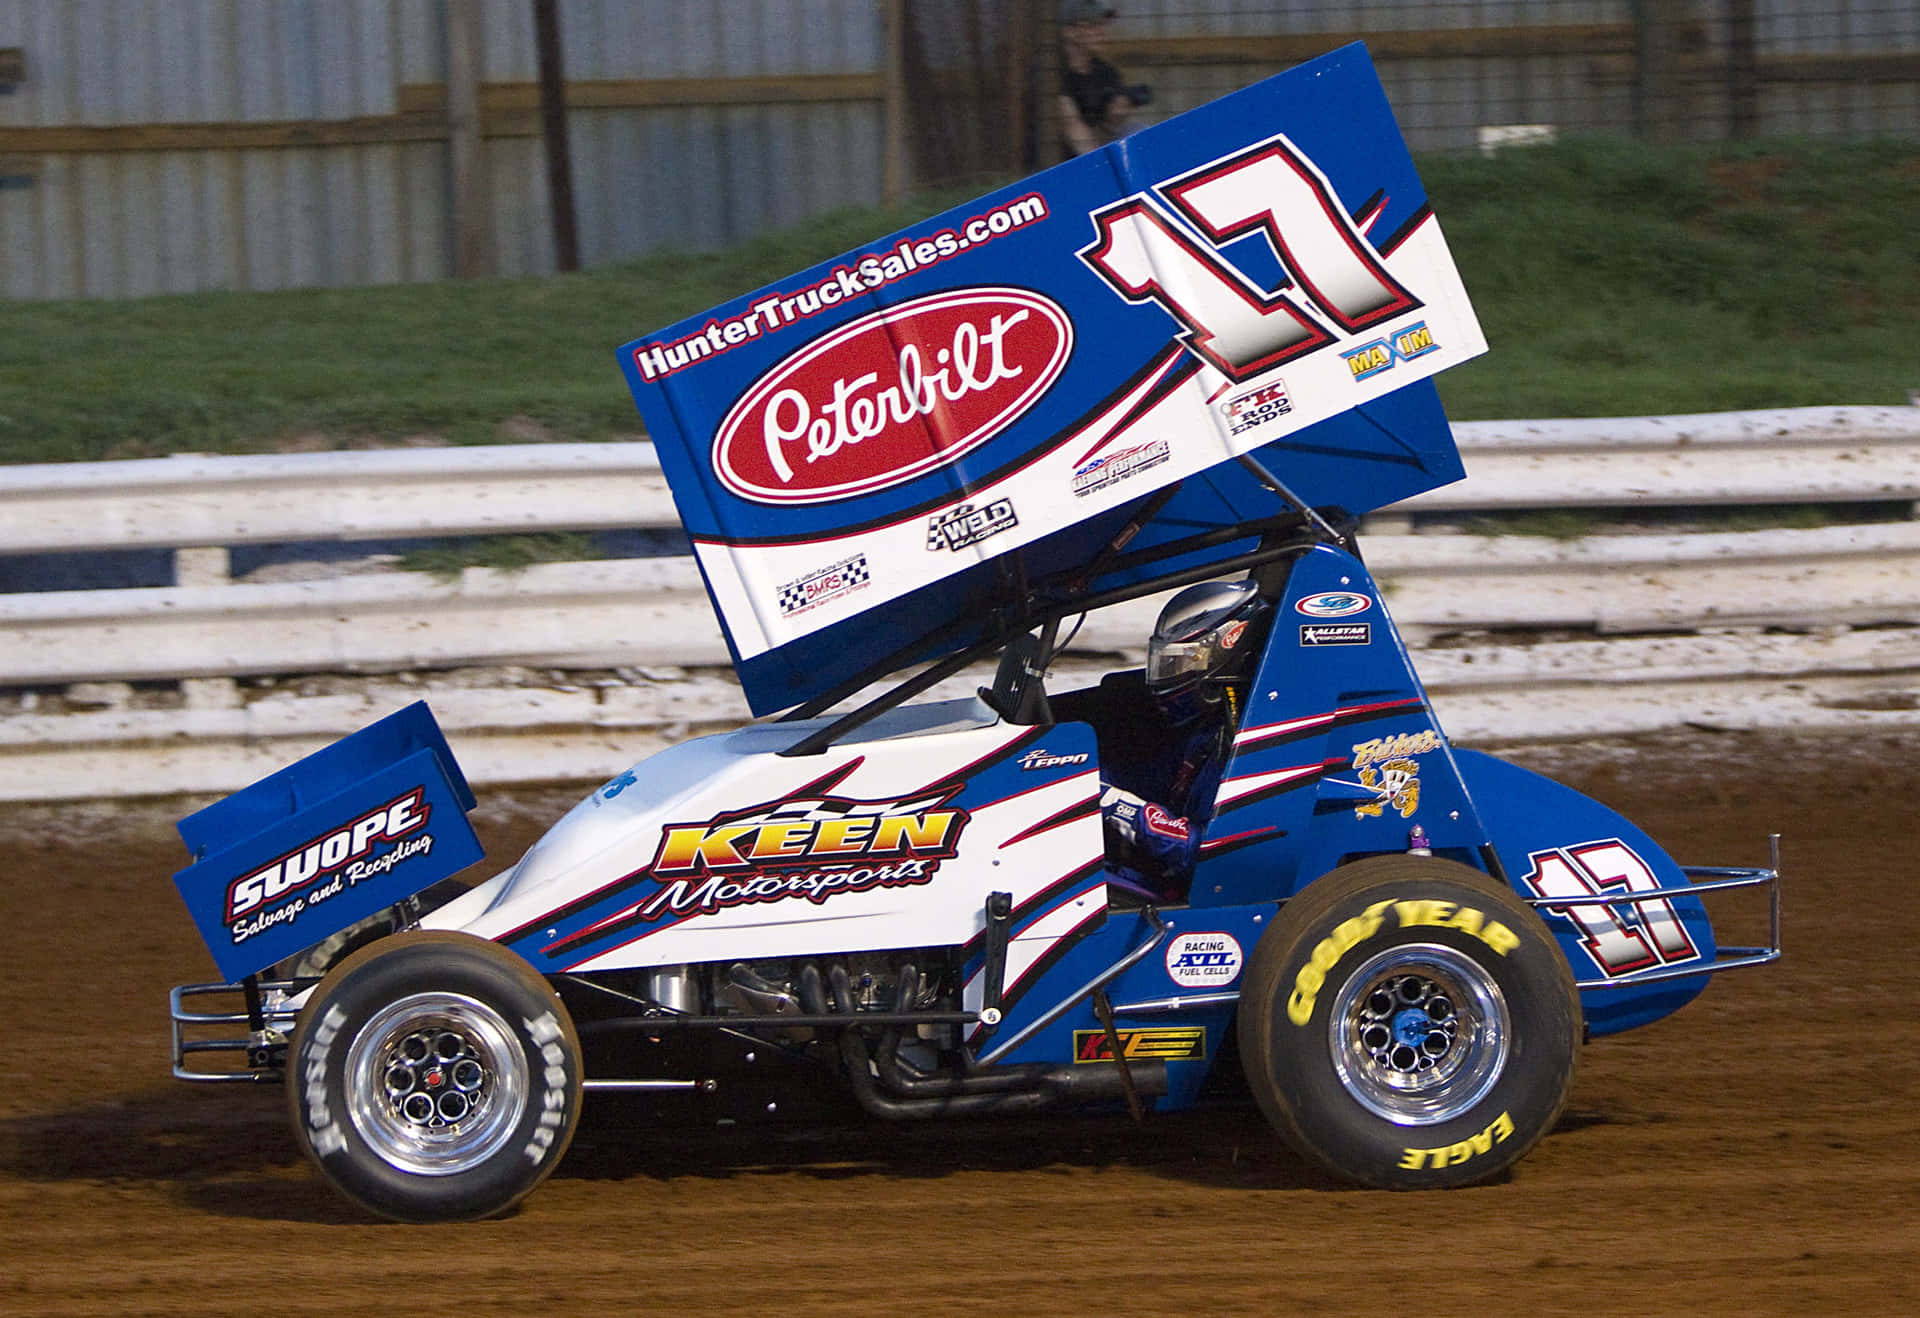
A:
[3, 404, 1919, 802]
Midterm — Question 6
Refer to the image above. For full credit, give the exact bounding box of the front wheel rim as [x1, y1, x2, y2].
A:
[343, 992, 530, 1175]
[1326, 943, 1509, 1126]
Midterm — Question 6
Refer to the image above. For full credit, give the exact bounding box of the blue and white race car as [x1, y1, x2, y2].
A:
[167, 44, 1780, 1222]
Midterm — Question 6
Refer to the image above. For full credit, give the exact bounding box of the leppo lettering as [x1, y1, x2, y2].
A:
[712, 288, 1072, 504]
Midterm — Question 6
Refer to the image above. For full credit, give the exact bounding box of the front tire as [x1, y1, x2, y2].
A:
[1238, 855, 1580, 1188]
[287, 931, 582, 1222]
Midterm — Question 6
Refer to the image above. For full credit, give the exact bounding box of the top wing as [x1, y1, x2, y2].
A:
[620, 43, 1483, 716]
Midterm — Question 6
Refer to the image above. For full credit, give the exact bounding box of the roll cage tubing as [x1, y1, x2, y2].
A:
[776, 479, 1350, 758]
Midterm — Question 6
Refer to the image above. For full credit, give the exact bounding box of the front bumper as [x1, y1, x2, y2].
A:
[168, 978, 308, 1083]
[1525, 834, 1783, 992]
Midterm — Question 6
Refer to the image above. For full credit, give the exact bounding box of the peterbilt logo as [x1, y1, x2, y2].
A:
[711, 287, 1073, 505]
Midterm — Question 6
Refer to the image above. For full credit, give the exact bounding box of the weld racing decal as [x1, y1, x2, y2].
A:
[224, 788, 433, 938]
[927, 497, 1019, 551]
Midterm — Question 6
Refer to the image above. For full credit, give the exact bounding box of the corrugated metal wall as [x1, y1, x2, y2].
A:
[0, 0, 888, 300]
[1113, 2, 1644, 152]
[550, 0, 883, 268]
[0, 0, 440, 299]
[1739, 0, 1920, 138]
[0, 0, 1913, 302]
[1108, 1, 1920, 151]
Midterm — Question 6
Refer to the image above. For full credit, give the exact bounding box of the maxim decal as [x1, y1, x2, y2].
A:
[711, 287, 1073, 505]
[635, 790, 971, 921]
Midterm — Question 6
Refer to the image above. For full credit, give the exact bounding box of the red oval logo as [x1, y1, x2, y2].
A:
[712, 287, 1073, 505]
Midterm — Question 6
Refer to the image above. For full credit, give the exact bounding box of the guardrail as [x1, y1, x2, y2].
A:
[2, 404, 1918, 801]
[4, 404, 1918, 686]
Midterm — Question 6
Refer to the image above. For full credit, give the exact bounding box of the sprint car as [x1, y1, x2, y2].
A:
[168, 44, 1780, 1222]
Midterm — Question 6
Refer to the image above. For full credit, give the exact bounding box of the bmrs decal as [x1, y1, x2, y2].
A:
[712, 287, 1073, 505]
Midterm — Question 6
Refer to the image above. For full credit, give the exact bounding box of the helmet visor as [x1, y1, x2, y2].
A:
[1146, 635, 1219, 687]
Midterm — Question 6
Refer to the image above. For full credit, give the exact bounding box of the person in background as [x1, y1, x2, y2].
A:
[1058, 1, 1151, 156]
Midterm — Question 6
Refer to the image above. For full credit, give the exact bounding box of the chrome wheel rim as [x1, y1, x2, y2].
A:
[344, 992, 528, 1175]
[1327, 943, 1508, 1126]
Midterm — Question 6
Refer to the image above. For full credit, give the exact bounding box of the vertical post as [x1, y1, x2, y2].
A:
[532, 0, 579, 272]
[1631, 0, 1679, 145]
[1726, 0, 1758, 141]
[1004, 0, 1033, 174]
[882, 0, 909, 205]
[1038, 12, 1066, 167]
[446, 0, 492, 278]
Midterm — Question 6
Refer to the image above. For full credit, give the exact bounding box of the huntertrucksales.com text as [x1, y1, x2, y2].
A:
[631, 194, 1050, 381]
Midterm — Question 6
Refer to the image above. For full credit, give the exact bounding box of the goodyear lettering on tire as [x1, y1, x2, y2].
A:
[1287, 896, 1521, 1026]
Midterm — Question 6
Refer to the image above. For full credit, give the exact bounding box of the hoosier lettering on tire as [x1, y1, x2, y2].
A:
[287, 931, 582, 1223]
[1237, 856, 1581, 1189]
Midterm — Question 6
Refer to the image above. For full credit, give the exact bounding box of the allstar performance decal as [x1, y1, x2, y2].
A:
[544, 786, 969, 954]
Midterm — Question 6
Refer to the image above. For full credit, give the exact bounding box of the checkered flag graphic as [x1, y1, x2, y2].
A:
[776, 580, 811, 614]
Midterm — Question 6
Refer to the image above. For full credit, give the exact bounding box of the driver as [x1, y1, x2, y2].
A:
[1102, 577, 1271, 904]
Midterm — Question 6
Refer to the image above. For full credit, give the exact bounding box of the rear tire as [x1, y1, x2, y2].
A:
[1237, 855, 1580, 1188]
[287, 931, 582, 1222]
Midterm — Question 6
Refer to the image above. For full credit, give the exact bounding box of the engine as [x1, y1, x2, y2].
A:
[641, 950, 958, 1030]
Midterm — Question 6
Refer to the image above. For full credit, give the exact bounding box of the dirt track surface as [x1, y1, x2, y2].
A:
[2, 728, 1915, 1317]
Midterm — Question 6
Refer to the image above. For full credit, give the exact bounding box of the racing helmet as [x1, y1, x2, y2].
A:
[1146, 578, 1268, 721]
